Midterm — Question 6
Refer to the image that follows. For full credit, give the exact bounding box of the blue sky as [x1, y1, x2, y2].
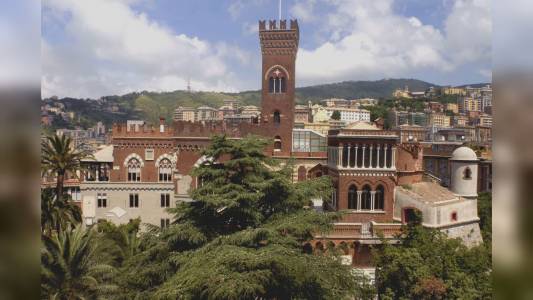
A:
[41, 0, 491, 98]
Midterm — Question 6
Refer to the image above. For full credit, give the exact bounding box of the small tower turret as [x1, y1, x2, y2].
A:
[450, 146, 478, 198]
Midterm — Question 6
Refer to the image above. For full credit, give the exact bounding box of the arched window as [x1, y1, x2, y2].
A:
[315, 242, 324, 254]
[158, 158, 172, 182]
[451, 211, 458, 222]
[375, 185, 385, 210]
[274, 135, 282, 151]
[361, 185, 372, 210]
[127, 158, 141, 182]
[297, 165, 307, 182]
[267, 68, 287, 94]
[348, 185, 358, 209]
[273, 111, 281, 125]
[463, 167, 472, 180]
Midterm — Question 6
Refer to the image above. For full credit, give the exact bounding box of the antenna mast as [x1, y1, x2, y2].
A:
[279, 0, 282, 21]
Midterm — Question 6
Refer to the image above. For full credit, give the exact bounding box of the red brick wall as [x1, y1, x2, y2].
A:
[335, 174, 397, 223]
[110, 139, 174, 182]
[396, 143, 424, 185]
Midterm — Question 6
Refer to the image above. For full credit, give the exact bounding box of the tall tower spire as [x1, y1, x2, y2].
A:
[258, 18, 299, 156]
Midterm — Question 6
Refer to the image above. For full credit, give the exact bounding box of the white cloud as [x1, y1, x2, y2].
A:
[291, 0, 317, 23]
[295, 0, 491, 86]
[0, 0, 40, 87]
[479, 68, 492, 79]
[42, 0, 249, 98]
[445, 0, 491, 64]
[228, 0, 267, 20]
[241, 21, 259, 36]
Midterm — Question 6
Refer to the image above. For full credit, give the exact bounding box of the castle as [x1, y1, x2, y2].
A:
[80, 19, 483, 271]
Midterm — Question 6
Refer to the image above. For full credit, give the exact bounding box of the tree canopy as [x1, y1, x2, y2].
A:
[41, 134, 91, 200]
[111, 135, 374, 299]
[331, 110, 341, 120]
[373, 223, 492, 300]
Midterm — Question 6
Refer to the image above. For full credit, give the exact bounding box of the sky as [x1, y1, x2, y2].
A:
[41, 0, 492, 99]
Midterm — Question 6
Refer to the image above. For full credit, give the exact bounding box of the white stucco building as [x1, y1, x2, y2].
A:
[394, 146, 483, 247]
[325, 107, 371, 123]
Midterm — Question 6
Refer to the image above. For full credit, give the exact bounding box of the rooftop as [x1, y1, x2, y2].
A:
[398, 182, 458, 203]
[344, 121, 379, 130]
[83, 145, 113, 163]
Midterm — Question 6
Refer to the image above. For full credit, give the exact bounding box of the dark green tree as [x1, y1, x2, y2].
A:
[96, 219, 142, 266]
[477, 192, 492, 245]
[373, 223, 492, 299]
[116, 135, 374, 299]
[41, 188, 81, 236]
[331, 110, 341, 120]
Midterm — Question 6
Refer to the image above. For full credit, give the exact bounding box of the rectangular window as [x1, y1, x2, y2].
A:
[160, 193, 170, 207]
[128, 172, 140, 182]
[129, 193, 139, 208]
[160, 218, 170, 228]
[97, 193, 107, 208]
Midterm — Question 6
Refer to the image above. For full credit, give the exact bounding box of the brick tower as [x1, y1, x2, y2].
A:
[259, 19, 299, 156]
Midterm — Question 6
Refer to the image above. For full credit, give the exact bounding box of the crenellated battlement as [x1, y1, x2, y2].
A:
[259, 19, 298, 31]
[112, 123, 174, 138]
[112, 120, 276, 140]
[259, 19, 299, 57]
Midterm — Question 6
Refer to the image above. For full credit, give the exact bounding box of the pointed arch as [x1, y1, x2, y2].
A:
[123, 153, 144, 167]
[155, 153, 174, 168]
[264, 64, 290, 80]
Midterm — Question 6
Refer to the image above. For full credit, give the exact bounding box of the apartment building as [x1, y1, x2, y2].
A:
[173, 106, 196, 122]
[428, 113, 451, 128]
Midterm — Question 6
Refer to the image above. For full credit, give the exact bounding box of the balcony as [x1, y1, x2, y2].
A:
[316, 222, 402, 240]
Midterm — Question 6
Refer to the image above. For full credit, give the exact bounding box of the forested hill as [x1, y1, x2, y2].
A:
[294, 78, 435, 102]
[42, 78, 436, 128]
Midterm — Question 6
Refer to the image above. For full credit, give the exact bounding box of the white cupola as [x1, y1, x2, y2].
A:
[450, 146, 478, 198]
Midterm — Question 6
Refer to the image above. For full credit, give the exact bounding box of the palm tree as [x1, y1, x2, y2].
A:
[41, 134, 92, 201]
[41, 188, 82, 236]
[41, 226, 117, 299]
[96, 219, 142, 265]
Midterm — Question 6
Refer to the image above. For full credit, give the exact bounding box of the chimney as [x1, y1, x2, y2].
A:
[159, 117, 165, 133]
